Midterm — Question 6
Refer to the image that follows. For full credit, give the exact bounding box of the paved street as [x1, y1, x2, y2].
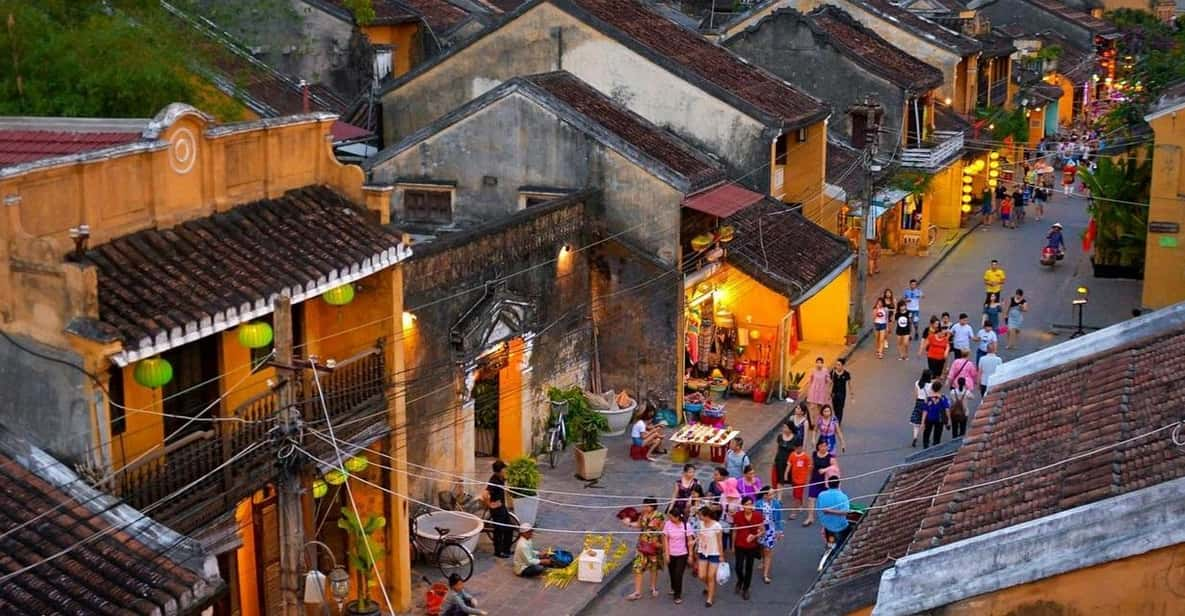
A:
[582, 181, 1142, 615]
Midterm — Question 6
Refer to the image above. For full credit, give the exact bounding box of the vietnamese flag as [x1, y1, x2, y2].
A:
[1082, 218, 1097, 252]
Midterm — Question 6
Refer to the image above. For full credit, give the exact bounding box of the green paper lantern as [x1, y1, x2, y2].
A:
[133, 357, 173, 389]
[236, 321, 274, 349]
[325, 469, 348, 485]
[344, 454, 369, 474]
[322, 284, 355, 306]
[312, 479, 329, 499]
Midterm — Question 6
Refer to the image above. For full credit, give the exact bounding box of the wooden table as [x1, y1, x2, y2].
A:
[670, 425, 739, 463]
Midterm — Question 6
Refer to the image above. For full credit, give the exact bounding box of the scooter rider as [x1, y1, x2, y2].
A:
[1046, 223, 1066, 255]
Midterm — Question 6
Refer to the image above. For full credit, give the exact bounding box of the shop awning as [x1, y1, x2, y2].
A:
[682, 183, 764, 218]
[866, 188, 910, 239]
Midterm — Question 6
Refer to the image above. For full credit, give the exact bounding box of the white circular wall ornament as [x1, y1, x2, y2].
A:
[168, 127, 197, 175]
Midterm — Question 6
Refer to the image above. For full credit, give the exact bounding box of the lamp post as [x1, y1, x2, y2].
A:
[303, 540, 350, 615]
[1071, 286, 1089, 338]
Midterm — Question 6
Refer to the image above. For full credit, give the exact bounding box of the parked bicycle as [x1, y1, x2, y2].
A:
[544, 398, 569, 468]
[410, 507, 476, 581]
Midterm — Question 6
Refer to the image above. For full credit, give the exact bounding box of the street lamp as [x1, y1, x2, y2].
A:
[1071, 286, 1089, 338]
[304, 540, 350, 615]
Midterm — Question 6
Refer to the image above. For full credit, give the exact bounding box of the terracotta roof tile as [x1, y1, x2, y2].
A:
[724, 199, 852, 300]
[389, 0, 471, 31]
[565, 0, 829, 128]
[0, 130, 143, 167]
[80, 185, 402, 350]
[524, 72, 724, 190]
[1025, 0, 1117, 35]
[808, 6, 944, 91]
[856, 0, 981, 56]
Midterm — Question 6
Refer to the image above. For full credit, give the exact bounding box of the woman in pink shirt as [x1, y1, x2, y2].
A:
[662, 507, 694, 605]
[804, 356, 831, 419]
[947, 349, 978, 392]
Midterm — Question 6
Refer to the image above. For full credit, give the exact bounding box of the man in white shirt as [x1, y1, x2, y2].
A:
[949, 313, 975, 361]
[513, 524, 552, 577]
[977, 343, 1003, 396]
[902, 279, 924, 340]
[974, 323, 998, 363]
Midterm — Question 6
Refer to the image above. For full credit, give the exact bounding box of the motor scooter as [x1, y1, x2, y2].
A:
[1040, 246, 1065, 267]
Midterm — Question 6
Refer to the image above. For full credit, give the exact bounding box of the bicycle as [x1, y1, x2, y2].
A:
[544, 399, 569, 469]
[410, 508, 476, 581]
[480, 506, 521, 549]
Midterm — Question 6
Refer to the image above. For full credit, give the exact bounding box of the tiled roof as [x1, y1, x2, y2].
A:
[79, 186, 404, 354]
[524, 72, 724, 190]
[1037, 32, 1096, 83]
[0, 130, 143, 167]
[0, 425, 221, 615]
[808, 6, 944, 91]
[1025, 0, 1117, 35]
[856, 0, 981, 56]
[486, 0, 529, 11]
[395, 0, 472, 31]
[826, 140, 865, 197]
[724, 198, 852, 301]
[911, 325, 1185, 550]
[563, 0, 829, 128]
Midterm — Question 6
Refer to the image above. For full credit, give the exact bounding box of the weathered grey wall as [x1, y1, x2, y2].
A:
[381, 2, 771, 190]
[978, 0, 1097, 49]
[725, 14, 905, 154]
[371, 92, 686, 263]
[0, 333, 92, 464]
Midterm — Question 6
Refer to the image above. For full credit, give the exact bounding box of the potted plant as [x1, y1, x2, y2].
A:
[1079, 154, 1150, 279]
[785, 371, 806, 401]
[845, 318, 861, 346]
[337, 507, 387, 616]
[473, 381, 498, 455]
[506, 456, 541, 524]
[570, 403, 609, 480]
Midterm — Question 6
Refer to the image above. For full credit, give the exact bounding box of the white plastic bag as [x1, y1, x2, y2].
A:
[715, 561, 731, 585]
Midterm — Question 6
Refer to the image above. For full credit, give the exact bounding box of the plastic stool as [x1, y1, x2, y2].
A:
[629, 444, 648, 460]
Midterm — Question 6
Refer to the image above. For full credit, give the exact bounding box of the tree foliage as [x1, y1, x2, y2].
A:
[1101, 9, 1185, 138]
[1078, 152, 1152, 268]
[976, 106, 1029, 144]
[0, 0, 242, 118]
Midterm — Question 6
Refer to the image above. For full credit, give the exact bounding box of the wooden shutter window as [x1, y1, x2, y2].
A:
[404, 189, 452, 223]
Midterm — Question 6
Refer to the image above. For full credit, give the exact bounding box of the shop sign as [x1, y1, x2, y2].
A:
[1149, 221, 1180, 234]
[1158, 236, 1178, 248]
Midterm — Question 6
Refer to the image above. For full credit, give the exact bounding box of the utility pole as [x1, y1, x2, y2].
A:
[274, 296, 304, 616]
[852, 98, 883, 328]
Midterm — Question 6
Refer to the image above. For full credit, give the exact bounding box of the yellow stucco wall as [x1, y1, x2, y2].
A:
[1143, 110, 1185, 309]
[798, 267, 851, 345]
[363, 23, 420, 76]
[783, 121, 829, 228]
[929, 162, 965, 230]
[936, 541, 1185, 615]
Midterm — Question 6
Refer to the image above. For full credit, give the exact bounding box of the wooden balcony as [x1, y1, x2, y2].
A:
[115, 345, 389, 533]
[900, 131, 965, 171]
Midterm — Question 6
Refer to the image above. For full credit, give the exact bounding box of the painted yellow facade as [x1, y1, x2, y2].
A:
[362, 22, 422, 77]
[777, 121, 830, 229]
[798, 267, 852, 344]
[0, 105, 414, 612]
[1143, 104, 1185, 309]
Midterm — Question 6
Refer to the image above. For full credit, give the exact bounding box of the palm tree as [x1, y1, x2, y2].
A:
[1078, 152, 1151, 269]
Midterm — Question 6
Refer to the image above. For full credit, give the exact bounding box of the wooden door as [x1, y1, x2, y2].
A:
[253, 493, 282, 615]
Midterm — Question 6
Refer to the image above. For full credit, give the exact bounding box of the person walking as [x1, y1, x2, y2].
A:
[983, 259, 1007, 305]
[999, 194, 1014, 228]
[625, 497, 665, 601]
[980, 187, 994, 226]
[983, 293, 1003, 329]
[772, 422, 794, 490]
[903, 279, 924, 339]
[483, 460, 514, 558]
[1062, 160, 1077, 196]
[829, 359, 853, 424]
[949, 313, 975, 371]
[1034, 186, 1048, 221]
[670, 463, 700, 515]
[872, 298, 889, 359]
[921, 382, 950, 449]
[724, 438, 751, 482]
[738, 465, 763, 503]
[662, 506, 693, 605]
[974, 322, 999, 364]
[893, 300, 912, 360]
[910, 369, 933, 448]
[787, 441, 811, 520]
[789, 402, 813, 452]
[756, 486, 783, 585]
[803, 440, 837, 527]
[804, 356, 831, 420]
[1005, 289, 1028, 350]
[948, 350, 978, 394]
[948, 377, 974, 439]
[816, 405, 846, 455]
[920, 316, 950, 377]
[695, 507, 724, 608]
[731, 496, 763, 601]
[977, 343, 1004, 397]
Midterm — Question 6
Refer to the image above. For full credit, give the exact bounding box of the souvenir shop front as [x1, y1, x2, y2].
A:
[682, 263, 797, 415]
[867, 188, 915, 253]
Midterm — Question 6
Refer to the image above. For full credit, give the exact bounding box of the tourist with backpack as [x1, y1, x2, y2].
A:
[948, 377, 974, 439]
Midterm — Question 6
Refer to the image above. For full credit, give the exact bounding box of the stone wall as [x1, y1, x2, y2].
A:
[0, 333, 92, 465]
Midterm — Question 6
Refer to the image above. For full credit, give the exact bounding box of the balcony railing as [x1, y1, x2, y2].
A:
[115, 345, 389, 533]
[900, 131, 965, 170]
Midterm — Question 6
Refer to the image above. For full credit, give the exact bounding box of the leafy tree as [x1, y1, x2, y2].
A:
[1078, 152, 1152, 268]
[0, 1, 243, 118]
[976, 106, 1029, 144]
[1101, 10, 1185, 139]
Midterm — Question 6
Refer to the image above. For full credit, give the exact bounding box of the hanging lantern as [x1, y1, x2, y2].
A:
[989, 170, 999, 178]
[749, 329, 761, 340]
[717, 225, 735, 243]
[312, 479, 329, 499]
[990, 151, 1000, 160]
[962, 174, 973, 184]
[690, 234, 713, 251]
[325, 469, 348, 485]
[961, 194, 972, 203]
[961, 203, 973, 213]
[989, 179, 998, 188]
[133, 357, 174, 389]
[990, 160, 1000, 169]
[962, 185, 973, 194]
[237, 321, 274, 349]
[344, 455, 369, 473]
[322, 284, 355, 306]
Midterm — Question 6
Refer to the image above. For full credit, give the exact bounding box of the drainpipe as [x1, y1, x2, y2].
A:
[913, 97, 923, 147]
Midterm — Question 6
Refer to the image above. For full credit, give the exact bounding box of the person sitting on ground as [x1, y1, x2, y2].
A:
[630, 408, 666, 461]
[513, 523, 553, 578]
[442, 573, 487, 615]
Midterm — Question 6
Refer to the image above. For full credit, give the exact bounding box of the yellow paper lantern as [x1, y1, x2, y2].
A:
[750, 329, 761, 340]
[990, 152, 1000, 160]
[989, 170, 999, 178]
[961, 203, 972, 213]
[690, 234, 713, 251]
[990, 160, 1000, 169]
[322, 284, 355, 306]
[978, 159, 987, 167]
[962, 185, 973, 194]
[134, 357, 173, 389]
[237, 321, 274, 349]
[989, 179, 998, 187]
[325, 469, 348, 485]
[312, 479, 329, 499]
[962, 175, 973, 184]
[961, 194, 972, 203]
[345, 455, 369, 473]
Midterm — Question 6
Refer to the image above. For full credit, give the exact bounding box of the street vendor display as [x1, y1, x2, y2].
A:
[671, 423, 739, 463]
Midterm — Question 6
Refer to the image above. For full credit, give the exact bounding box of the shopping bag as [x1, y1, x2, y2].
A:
[715, 562, 731, 585]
